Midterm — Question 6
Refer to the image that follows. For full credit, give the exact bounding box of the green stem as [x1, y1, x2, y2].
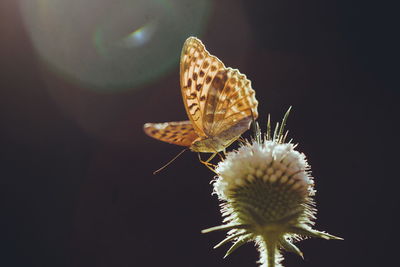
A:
[264, 237, 277, 267]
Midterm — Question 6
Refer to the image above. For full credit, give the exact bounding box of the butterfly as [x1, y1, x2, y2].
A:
[144, 37, 258, 157]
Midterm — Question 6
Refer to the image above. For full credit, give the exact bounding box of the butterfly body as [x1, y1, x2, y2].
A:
[144, 37, 258, 153]
[189, 116, 253, 153]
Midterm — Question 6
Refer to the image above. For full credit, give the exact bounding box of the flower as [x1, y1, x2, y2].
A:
[202, 108, 342, 267]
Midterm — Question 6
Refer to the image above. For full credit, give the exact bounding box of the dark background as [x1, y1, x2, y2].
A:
[1, 0, 398, 266]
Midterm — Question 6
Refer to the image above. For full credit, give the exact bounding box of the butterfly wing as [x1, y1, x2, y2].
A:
[143, 121, 199, 147]
[180, 37, 225, 137]
[207, 68, 258, 136]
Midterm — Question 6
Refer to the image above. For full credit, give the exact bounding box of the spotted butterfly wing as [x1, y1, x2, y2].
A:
[206, 68, 258, 136]
[180, 37, 225, 137]
[143, 121, 198, 146]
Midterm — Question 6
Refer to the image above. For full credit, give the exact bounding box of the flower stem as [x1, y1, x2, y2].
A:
[263, 236, 277, 267]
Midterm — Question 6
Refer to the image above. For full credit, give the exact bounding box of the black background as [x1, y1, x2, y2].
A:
[1, 1, 398, 266]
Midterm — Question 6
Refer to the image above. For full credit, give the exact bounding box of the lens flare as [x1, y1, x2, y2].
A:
[120, 22, 156, 48]
[18, 0, 211, 92]
[94, 21, 157, 59]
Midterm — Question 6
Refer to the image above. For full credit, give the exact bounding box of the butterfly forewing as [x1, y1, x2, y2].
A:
[180, 37, 225, 137]
[143, 121, 199, 146]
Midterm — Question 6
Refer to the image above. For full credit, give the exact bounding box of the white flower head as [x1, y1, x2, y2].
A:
[202, 108, 342, 267]
[214, 141, 313, 201]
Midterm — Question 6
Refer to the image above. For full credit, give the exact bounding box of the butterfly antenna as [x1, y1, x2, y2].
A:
[153, 148, 188, 175]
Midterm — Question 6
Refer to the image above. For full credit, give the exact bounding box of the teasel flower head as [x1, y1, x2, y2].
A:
[202, 107, 342, 267]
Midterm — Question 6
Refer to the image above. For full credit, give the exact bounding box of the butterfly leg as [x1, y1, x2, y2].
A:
[207, 152, 220, 162]
[198, 153, 217, 165]
[198, 153, 218, 173]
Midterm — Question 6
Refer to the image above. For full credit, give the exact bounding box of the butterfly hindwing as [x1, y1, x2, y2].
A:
[143, 121, 199, 147]
[208, 68, 258, 136]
